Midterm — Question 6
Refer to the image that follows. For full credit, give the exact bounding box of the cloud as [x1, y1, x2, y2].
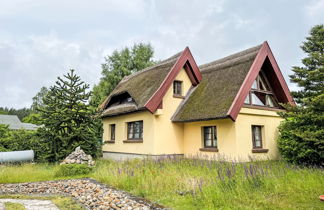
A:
[0, 33, 107, 108]
[0, 0, 321, 108]
[306, 0, 324, 22]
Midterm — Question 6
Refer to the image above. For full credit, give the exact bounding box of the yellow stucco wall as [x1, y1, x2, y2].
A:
[234, 107, 283, 161]
[102, 111, 155, 154]
[153, 68, 192, 154]
[182, 108, 283, 161]
[183, 119, 237, 160]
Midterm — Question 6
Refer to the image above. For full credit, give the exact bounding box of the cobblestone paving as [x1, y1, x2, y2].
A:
[0, 178, 165, 210]
[0, 199, 59, 210]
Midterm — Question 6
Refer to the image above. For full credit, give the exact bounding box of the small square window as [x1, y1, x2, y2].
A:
[252, 125, 263, 148]
[173, 81, 182, 96]
[202, 126, 217, 148]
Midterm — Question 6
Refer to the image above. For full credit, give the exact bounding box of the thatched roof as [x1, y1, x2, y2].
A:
[101, 51, 182, 117]
[172, 44, 262, 122]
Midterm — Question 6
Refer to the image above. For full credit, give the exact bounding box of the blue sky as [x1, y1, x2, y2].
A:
[0, 0, 323, 108]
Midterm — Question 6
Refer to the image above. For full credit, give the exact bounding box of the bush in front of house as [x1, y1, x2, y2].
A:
[55, 164, 92, 177]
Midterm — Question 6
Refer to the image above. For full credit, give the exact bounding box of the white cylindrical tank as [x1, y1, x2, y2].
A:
[0, 150, 34, 163]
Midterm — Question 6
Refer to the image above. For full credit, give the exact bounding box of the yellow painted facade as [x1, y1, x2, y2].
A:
[102, 68, 192, 155]
[182, 108, 283, 161]
[102, 69, 284, 161]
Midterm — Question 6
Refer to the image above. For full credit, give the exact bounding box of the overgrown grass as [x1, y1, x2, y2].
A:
[1, 158, 323, 209]
[0, 194, 84, 210]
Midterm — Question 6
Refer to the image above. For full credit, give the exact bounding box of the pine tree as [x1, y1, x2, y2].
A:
[278, 25, 324, 166]
[38, 69, 101, 162]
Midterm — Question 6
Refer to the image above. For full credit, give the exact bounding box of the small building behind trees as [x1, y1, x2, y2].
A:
[0, 114, 39, 130]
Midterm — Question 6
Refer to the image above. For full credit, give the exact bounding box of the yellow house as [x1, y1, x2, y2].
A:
[100, 41, 295, 161]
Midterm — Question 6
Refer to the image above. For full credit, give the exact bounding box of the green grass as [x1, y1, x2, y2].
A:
[4, 202, 25, 210]
[0, 163, 89, 183]
[0, 194, 84, 210]
[1, 158, 323, 209]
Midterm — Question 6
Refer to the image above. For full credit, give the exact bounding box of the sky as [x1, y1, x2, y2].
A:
[0, 0, 323, 108]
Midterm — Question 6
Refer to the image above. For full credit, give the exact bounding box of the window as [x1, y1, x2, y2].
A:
[127, 121, 143, 140]
[244, 70, 279, 108]
[110, 124, 115, 141]
[252, 125, 263, 148]
[203, 126, 217, 148]
[173, 80, 182, 96]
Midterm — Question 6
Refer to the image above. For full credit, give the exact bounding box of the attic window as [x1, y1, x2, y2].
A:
[173, 80, 182, 96]
[244, 70, 279, 108]
[106, 92, 134, 108]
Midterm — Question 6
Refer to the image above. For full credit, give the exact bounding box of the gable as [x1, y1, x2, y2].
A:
[101, 47, 202, 118]
[227, 41, 295, 120]
[173, 41, 294, 122]
[144, 47, 202, 113]
[172, 44, 261, 122]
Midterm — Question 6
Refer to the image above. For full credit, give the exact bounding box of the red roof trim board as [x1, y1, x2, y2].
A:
[227, 41, 295, 121]
[145, 47, 202, 113]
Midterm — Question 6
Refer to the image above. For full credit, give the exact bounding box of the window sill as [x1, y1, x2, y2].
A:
[104, 140, 115, 144]
[252, 148, 269, 153]
[173, 94, 185, 99]
[199, 148, 218, 152]
[123, 139, 143, 143]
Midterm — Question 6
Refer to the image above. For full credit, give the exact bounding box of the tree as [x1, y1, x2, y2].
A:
[22, 113, 42, 125]
[21, 86, 49, 125]
[38, 69, 101, 162]
[31, 86, 49, 112]
[91, 43, 155, 107]
[278, 25, 324, 166]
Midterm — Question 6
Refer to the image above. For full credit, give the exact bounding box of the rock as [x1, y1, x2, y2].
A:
[60, 146, 95, 166]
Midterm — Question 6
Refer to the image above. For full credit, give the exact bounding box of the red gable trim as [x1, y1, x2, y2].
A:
[227, 41, 295, 121]
[145, 47, 202, 113]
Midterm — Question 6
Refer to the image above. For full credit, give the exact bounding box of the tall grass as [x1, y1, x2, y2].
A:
[1, 158, 323, 209]
[92, 157, 324, 209]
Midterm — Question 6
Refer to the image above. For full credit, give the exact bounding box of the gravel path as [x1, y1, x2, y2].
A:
[0, 178, 165, 210]
[0, 198, 59, 210]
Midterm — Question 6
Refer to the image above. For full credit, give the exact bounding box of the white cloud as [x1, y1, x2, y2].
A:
[0, 33, 107, 108]
[306, 0, 324, 21]
[0, 0, 320, 108]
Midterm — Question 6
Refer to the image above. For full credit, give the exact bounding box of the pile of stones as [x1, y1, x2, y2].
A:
[0, 179, 164, 209]
[60, 146, 95, 166]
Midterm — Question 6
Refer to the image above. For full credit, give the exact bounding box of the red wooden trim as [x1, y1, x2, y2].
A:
[144, 47, 202, 113]
[227, 41, 295, 121]
[264, 42, 295, 104]
[157, 101, 163, 109]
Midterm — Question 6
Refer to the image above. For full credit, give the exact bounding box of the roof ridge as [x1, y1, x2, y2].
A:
[199, 44, 262, 72]
[119, 51, 182, 84]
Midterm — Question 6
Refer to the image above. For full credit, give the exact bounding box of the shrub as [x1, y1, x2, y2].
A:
[55, 164, 92, 177]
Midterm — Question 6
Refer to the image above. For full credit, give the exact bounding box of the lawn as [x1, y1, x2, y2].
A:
[0, 158, 323, 209]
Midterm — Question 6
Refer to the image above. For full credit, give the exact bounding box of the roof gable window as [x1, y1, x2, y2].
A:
[173, 80, 183, 97]
[244, 70, 279, 108]
[106, 92, 135, 108]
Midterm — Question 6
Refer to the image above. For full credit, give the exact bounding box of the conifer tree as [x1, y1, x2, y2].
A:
[38, 69, 101, 162]
[278, 25, 324, 166]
